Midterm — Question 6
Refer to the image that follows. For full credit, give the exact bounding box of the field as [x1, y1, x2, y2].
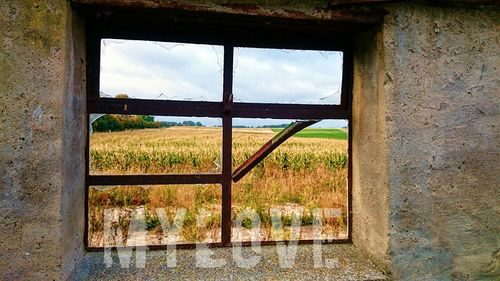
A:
[271, 128, 348, 140]
[88, 127, 348, 246]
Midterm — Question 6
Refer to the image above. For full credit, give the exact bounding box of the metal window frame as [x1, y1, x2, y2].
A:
[83, 9, 354, 251]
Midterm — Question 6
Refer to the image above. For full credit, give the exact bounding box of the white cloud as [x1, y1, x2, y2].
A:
[99, 39, 346, 127]
[233, 48, 342, 104]
[100, 39, 223, 101]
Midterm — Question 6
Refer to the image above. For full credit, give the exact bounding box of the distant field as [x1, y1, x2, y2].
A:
[272, 128, 348, 140]
[88, 127, 348, 246]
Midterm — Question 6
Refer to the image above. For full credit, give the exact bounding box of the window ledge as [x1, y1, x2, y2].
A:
[73, 244, 387, 280]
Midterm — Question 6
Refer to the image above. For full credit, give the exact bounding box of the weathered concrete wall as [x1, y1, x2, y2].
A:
[352, 26, 391, 274]
[380, 4, 499, 280]
[71, 0, 348, 20]
[353, 3, 499, 280]
[0, 1, 85, 280]
[61, 8, 87, 281]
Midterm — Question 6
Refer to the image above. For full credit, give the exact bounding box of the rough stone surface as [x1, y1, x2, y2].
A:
[0, 1, 85, 280]
[74, 244, 386, 280]
[352, 25, 391, 274]
[382, 4, 499, 280]
[61, 8, 87, 281]
[70, 0, 356, 21]
[353, 3, 499, 280]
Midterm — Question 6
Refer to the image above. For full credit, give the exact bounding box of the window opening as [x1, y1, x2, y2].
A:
[100, 40, 224, 102]
[233, 48, 342, 105]
[86, 34, 351, 249]
[231, 119, 349, 242]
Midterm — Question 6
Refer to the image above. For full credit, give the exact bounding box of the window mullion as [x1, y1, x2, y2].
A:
[221, 45, 234, 245]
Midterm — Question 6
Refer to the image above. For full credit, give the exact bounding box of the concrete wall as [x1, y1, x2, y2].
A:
[352, 26, 391, 273]
[383, 4, 499, 280]
[61, 8, 87, 281]
[0, 1, 85, 280]
[0, 1, 498, 280]
[353, 3, 499, 280]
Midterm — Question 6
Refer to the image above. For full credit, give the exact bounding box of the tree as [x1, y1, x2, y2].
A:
[115, 93, 129, 99]
[140, 115, 154, 122]
[91, 114, 160, 132]
[92, 115, 123, 132]
[90, 93, 162, 132]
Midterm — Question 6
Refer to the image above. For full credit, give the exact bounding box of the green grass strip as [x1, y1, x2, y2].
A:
[271, 128, 348, 140]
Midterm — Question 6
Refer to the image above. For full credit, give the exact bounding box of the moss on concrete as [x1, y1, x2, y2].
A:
[17, 1, 66, 53]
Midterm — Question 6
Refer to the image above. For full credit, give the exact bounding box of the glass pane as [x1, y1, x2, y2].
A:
[89, 115, 222, 175]
[231, 119, 348, 242]
[100, 39, 223, 102]
[233, 48, 343, 104]
[88, 184, 222, 247]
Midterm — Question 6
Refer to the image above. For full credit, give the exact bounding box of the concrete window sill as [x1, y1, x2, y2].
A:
[74, 244, 386, 280]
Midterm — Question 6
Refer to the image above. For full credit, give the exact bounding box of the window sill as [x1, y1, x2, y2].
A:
[74, 244, 386, 280]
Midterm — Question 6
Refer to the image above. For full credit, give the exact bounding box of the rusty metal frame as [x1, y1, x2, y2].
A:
[88, 174, 222, 186]
[82, 7, 355, 251]
[232, 120, 319, 182]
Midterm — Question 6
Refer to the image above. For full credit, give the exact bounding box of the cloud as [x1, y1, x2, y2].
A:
[99, 39, 346, 127]
[233, 48, 342, 104]
[100, 39, 223, 101]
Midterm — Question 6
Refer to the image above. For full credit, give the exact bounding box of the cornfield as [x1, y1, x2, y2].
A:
[88, 127, 348, 246]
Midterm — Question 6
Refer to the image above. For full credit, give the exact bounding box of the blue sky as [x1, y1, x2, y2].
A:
[100, 39, 347, 128]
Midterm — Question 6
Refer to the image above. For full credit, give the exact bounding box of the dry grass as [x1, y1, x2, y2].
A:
[88, 127, 348, 246]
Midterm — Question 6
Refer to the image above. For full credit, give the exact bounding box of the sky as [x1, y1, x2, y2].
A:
[100, 39, 347, 128]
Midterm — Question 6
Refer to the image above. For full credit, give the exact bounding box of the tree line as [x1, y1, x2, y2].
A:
[92, 94, 204, 132]
[91, 115, 204, 132]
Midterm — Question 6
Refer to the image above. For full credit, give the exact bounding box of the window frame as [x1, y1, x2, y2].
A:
[84, 9, 353, 250]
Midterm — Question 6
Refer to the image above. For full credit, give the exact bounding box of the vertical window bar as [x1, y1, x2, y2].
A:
[221, 45, 234, 245]
[84, 24, 100, 249]
[345, 50, 354, 242]
[86, 27, 101, 102]
[340, 49, 353, 110]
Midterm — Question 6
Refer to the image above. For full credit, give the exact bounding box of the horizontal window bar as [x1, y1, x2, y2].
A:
[88, 174, 222, 185]
[89, 98, 224, 117]
[232, 103, 348, 119]
[89, 99, 348, 119]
